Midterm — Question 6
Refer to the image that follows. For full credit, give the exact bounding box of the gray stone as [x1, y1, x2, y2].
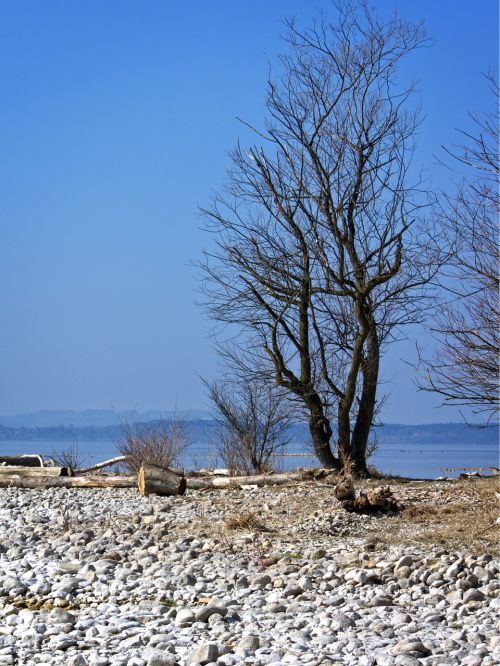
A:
[49, 608, 77, 625]
[463, 588, 485, 603]
[187, 643, 219, 665]
[238, 634, 260, 651]
[175, 609, 196, 626]
[143, 649, 177, 666]
[67, 656, 88, 666]
[391, 640, 431, 657]
[395, 555, 415, 569]
[194, 605, 227, 623]
[369, 595, 393, 607]
[330, 613, 356, 630]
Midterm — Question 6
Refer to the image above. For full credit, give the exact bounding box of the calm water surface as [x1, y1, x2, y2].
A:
[1, 438, 498, 479]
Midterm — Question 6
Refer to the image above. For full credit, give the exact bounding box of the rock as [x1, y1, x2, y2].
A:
[391, 640, 431, 657]
[186, 643, 219, 665]
[369, 595, 393, 607]
[194, 605, 227, 623]
[330, 613, 356, 630]
[250, 574, 271, 588]
[67, 656, 88, 666]
[237, 635, 260, 651]
[49, 608, 77, 625]
[143, 649, 177, 666]
[175, 609, 196, 626]
[120, 634, 144, 649]
[463, 588, 485, 603]
[395, 555, 415, 569]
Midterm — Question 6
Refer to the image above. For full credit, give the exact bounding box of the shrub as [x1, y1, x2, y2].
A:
[52, 442, 85, 471]
[118, 421, 188, 473]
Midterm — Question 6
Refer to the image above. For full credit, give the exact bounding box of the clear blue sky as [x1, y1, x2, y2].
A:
[0, 1, 497, 422]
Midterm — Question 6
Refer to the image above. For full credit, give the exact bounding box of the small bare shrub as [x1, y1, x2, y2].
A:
[118, 421, 188, 473]
[205, 379, 292, 475]
[52, 443, 85, 472]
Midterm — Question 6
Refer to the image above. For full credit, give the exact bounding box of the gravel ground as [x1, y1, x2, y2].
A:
[0, 478, 498, 666]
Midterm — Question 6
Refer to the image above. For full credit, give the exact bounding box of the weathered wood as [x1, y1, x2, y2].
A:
[75, 457, 185, 476]
[138, 464, 186, 496]
[0, 474, 135, 489]
[76, 456, 128, 474]
[185, 469, 336, 490]
[0, 455, 44, 467]
[341, 486, 400, 513]
[0, 466, 72, 477]
[334, 476, 355, 500]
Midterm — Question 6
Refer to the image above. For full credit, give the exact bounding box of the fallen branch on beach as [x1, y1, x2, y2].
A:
[0, 464, 338, 492]
[75, 456, 129, 474]
[75, 457, 186, 476]
[185, 468, 336, 490]
[0, 466, 72, 477]
[0, 474, 136, 489]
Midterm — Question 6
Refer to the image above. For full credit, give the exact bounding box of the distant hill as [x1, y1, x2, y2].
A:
[0, 412, 497, 448]
[0, 408, 211, 429]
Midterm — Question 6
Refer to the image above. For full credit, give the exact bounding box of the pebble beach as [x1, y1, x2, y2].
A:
[0, 477, 498, 666]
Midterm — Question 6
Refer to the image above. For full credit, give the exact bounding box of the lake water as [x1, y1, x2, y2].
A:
[1, 437, 498, 479]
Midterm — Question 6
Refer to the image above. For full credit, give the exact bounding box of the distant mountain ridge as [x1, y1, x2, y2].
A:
[0, 409, 212, 429]
[0, 411, 497, 447]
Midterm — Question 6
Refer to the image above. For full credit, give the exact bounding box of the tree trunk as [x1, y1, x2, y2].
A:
[0, 474, 135, 489]
[337, 304, 370, 467]
[0, 455, 44, 467]
[351, 328, 380, 477]
[308, 401, 340, 469]
[336, 403, 351, 466]
[138, 464, 186, 496]
[0, 466, 72, 477]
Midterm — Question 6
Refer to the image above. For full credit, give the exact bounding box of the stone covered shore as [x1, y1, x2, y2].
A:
[0, 478, 498, 666]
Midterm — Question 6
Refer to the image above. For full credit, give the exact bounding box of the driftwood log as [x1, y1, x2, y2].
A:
[341, 486, 400, 513]
[185, 469, 336, 490]
[0, 474, 135, 489]
[75, 457, 186, 476]
[138, 464, 186, 496]
[76, 456, 128, 474]
[0, 466, 72, 477]
[0, 455, 44, 467]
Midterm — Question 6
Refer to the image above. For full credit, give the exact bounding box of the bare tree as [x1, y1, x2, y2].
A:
[422, 73, 499, 416]
[200, 1, 437, 475]
[205, 377, 292, 475]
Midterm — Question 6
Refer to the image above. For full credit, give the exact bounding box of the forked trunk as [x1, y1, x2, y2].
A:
[351, 329, 380, 477]
[309, 403, 340, 469]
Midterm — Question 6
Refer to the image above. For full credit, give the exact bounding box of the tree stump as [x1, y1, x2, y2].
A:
[138, 464, 186, 497]
[334, 476, 355, 500]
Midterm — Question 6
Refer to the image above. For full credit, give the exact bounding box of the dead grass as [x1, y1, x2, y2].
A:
[223, 510, 268, 532]
[392, 476, 499, 553]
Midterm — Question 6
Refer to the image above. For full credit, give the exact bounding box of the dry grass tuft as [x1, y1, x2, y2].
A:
[224, 510, 268, 532]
